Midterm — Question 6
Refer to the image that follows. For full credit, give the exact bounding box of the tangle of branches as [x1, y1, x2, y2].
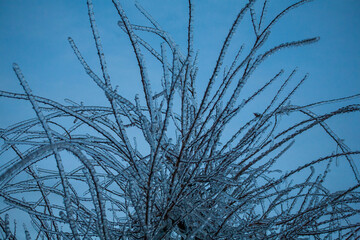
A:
[1, 0, 360, 239]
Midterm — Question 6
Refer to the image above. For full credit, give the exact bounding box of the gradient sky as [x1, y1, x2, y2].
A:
[0, 0, 360, 237]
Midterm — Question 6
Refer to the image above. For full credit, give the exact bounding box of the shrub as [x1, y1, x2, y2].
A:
[1, 0, 360, 239]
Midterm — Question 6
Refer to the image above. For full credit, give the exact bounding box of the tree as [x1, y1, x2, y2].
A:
[1, 0, 360, 239]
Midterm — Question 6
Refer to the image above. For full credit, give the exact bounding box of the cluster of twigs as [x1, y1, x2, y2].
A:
[1, 0, 360, 239]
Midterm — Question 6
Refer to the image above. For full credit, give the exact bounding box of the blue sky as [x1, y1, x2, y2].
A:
[1, 1, 359, 162]
[0, 0, 360, 236]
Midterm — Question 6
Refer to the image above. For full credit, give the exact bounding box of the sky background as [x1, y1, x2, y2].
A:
[0, 0, 360, 237]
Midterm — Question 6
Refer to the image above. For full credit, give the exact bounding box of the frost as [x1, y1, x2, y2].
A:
[0, 0, 360, 239]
